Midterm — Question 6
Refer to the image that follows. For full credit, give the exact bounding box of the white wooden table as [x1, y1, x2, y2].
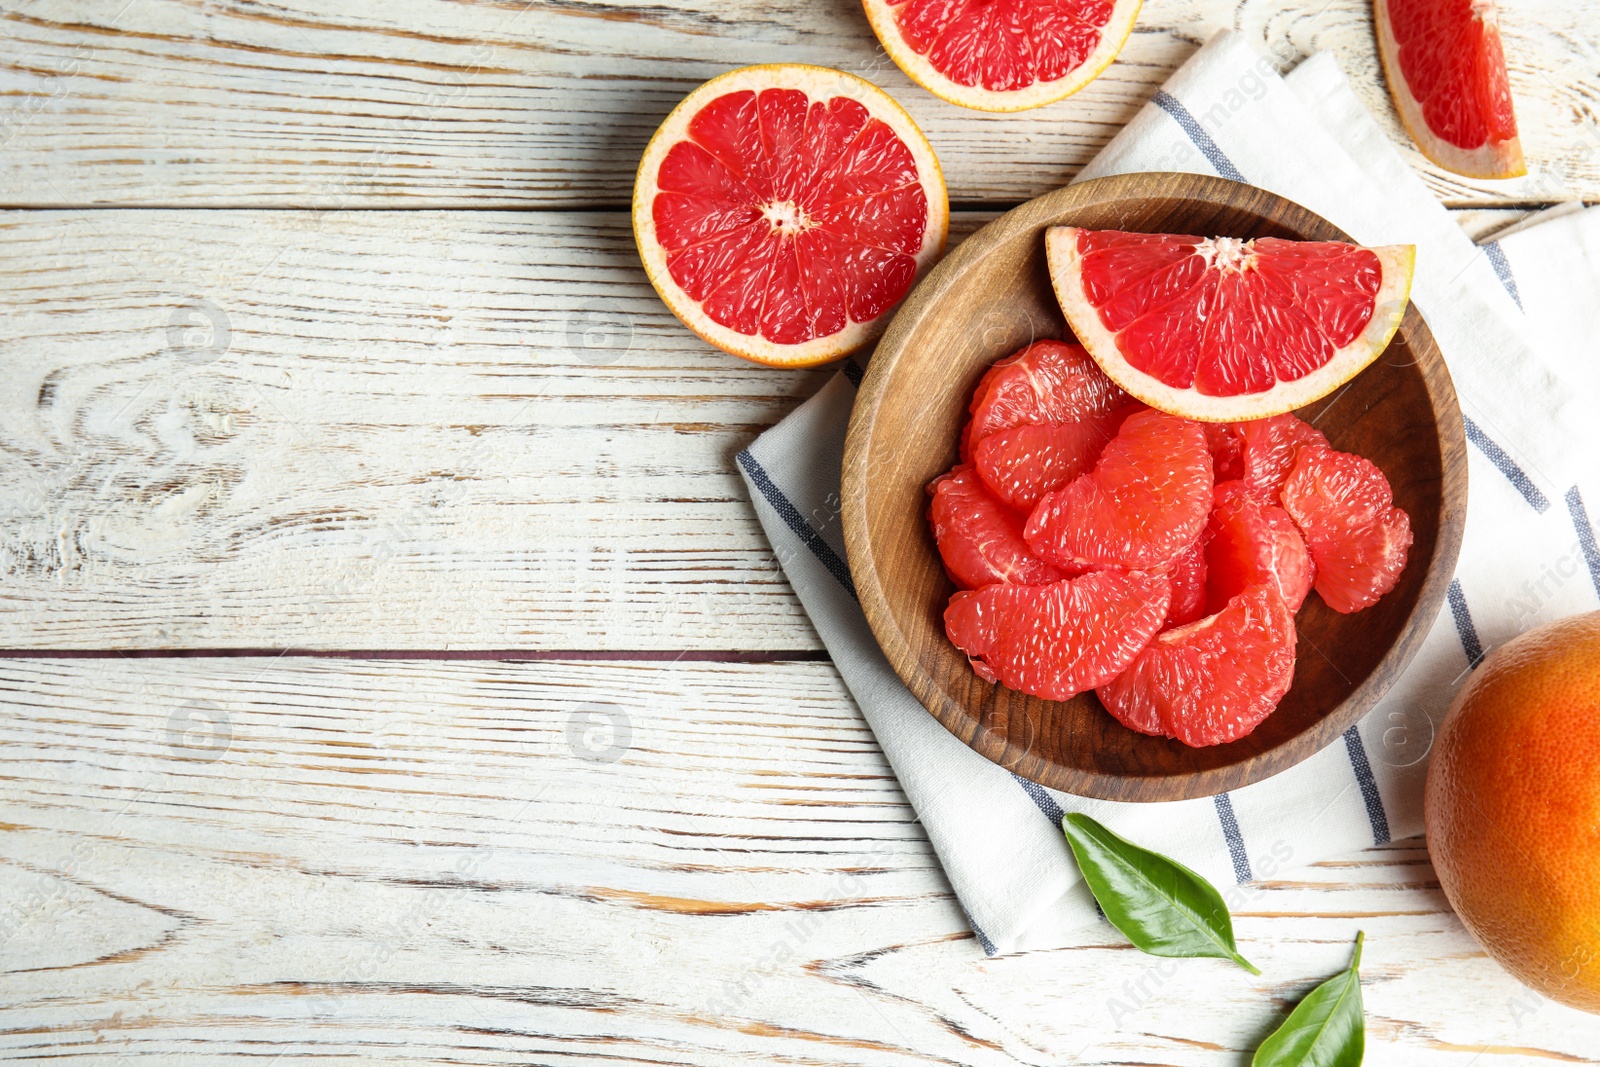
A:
[3, 2, 1599, 1063]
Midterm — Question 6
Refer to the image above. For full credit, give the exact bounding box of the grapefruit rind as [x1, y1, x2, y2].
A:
[1045, 226, 1416, 423]
[632, 64, 949, 367]
[1374, 0, 1527, 180]
[861, 0, 1144, 113]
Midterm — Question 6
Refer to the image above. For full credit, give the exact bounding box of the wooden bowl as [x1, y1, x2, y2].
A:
[841, 172, 1467, 803]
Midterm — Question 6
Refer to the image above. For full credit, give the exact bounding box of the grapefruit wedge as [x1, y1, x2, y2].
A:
[1375, 0, 1525, 179]
[862, 0, 1143, 112]
[1047, 227, 1415, 422]
[634, 65, 948, 367]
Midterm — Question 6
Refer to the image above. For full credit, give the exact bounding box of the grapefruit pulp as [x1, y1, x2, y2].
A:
[1097, 585, 1298, 747]
[862, 0, 1144, 112]
[1206, 479, 1315, 614]
[962, 340, 1132, 459]
[634, 65, 948, 366]
[929, 465, 1064, 588]
[1024, 408, 1213, 571]
[1281, 444, 1412, 614]
[1375, 0, 1525, 179]
[1047, 227, 1415, 422]
[944, 570, 1171, 701]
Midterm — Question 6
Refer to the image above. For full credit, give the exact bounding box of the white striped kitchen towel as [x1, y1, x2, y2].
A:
[738, 29, 1600, 956]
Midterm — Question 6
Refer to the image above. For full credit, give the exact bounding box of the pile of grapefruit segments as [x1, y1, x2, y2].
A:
[932, 225, 1416, 747]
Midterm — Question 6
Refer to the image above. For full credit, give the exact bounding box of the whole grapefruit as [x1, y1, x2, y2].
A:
[1426, 612, 1600, 1014]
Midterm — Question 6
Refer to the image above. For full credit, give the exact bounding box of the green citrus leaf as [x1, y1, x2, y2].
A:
[1061, 813, 1259, 974]
[1252, 931, 1365, 1067]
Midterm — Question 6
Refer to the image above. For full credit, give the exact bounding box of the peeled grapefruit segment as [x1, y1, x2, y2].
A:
[929, 465, 1064, 588]
[1097, 585, 1297, 747]
[1232, 413, 1330, 506]
[1163, 536, 1208, 629]
[862, 0, 1143, 113]
[1047, 227, 1415, 422]
[1025, 409, 1212, 571]
[1205, 422, 1244, 482]
[1375, 0, 1525, 179]
[1281, 445, 1413, 614]
[974, 413, 1134, 513]
[962, 340, 1132, 459]
[1206, 480, 1315, 614]
[945, 570, 1172, 701]
[634, 65, 948, 366]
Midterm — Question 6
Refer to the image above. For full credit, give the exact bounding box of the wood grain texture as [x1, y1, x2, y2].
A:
[0, 207, 850, 651]
[2, 656, 1599, 1065]
[0, 0, 1596, 209]
[0, 206, 1520, 653]
[845, 173, 1466, 801]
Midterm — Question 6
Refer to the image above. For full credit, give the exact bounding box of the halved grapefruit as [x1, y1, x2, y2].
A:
[1375, 0, 1525, 179]
[1047, 227, 1415, 422]
[634, 65, 948, 367]
[862, 0, 1143, 112]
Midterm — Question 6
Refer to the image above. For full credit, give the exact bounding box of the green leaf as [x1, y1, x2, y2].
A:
[1252, 931, 1366, 1067]
[1061, 812, 1259, 974]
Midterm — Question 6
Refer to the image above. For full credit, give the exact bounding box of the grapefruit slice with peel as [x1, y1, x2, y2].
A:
[945, 570, 1172, 701]
[634, 65, 948, 366]
[1096, 585, 1297, 747]
[1047, 227, 1415, 422]
[862, 0, 1143, 113]
[1375, 0, 1525, 179]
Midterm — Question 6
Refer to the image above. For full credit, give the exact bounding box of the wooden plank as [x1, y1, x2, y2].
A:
[0, 206, 1528, 651]
[1, 0, 1595, 208]
[0, 207, 842, 650]
[1, 656, 1597, 1064]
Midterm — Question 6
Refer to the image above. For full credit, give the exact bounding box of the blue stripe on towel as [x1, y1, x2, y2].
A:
[1343, 727, 1391, 845]
[1463, 415, 1550, 512]
[1446, 578, 1486, 669]
[1012, 774, 1105, 921]
[841, 359, 865, 388]
[959, 904, 998, 955]
[1481, 241, 1523, 310]
[1151, 91, 1248, 183]
[736, 449, 858, 602]
[1012, 773, 1066, 825]
[1213, 793, 1252, 883]
[1565, 487, 1600, 602]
